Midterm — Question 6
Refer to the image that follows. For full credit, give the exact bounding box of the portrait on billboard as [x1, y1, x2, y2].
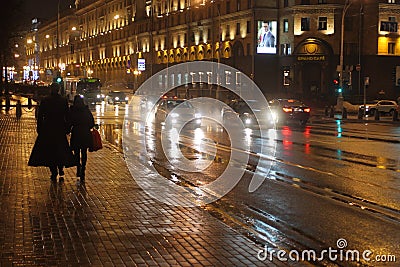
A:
[257, 21, 277, 54]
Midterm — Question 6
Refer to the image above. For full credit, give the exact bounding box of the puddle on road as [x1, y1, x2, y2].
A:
[98, 123, 123, 151]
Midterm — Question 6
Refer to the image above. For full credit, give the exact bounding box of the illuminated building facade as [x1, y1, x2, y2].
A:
[26, 0, 400, 102]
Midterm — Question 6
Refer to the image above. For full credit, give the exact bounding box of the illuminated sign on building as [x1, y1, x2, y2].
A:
[138, 58, 146, 71]
[297, 56, 326, 61]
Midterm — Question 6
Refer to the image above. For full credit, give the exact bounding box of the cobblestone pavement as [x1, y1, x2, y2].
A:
[0, 110, 274, 266]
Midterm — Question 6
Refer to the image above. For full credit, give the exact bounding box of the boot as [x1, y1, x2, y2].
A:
[76, 165, 81, 177]
[80, 166, 86, 182]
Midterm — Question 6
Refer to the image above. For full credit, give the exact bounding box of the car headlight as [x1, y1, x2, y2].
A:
[125, 97, 129, 101]
[245, 118, 251, 124]
[96, 94, 101, 98]
[115, 97, 119, 100]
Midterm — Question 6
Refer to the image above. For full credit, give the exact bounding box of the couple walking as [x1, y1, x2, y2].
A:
[28, 84, 95, 182]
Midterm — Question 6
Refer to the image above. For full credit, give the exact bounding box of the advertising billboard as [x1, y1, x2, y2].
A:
[257, 21, 277, 54]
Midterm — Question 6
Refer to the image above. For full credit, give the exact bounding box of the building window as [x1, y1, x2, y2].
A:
[280, 43, 291, 55]
[226, 1, 231, 13]
[236, 23, 240, 35]
[301, 18, 310, 31]
[380, 21, 398, 32]
[318, 17, 327, 30]
[247, 0, 251, 9]
[388, 42, 396, 54]
[237, 0, 241, 11]
[318, 0, 327, 3]
[246, 21, 251, 33]
[301, 0, 310, 4]
[389, 16, 396, 22]
[284, 0, 288, 7]
[283, 19, 289, 32]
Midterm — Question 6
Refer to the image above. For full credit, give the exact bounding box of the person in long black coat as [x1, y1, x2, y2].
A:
[28, 84, 72, 182]
[69, 95, 95, 181]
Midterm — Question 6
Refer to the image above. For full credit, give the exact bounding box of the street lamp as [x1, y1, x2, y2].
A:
[338, 0, 353, 115]
[133, 69, 141, 93]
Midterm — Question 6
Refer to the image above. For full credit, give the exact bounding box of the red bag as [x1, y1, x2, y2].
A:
[89, 128, 102, 152]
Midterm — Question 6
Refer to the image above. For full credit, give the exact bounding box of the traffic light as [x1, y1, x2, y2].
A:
[52, 76, 64, 96]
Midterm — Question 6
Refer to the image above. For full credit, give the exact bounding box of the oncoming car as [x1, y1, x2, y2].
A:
[221, 100, 257, 128]
[154, 97, 201, 129]
[268, 99, 310, 125]
[106, 91, 129, 105]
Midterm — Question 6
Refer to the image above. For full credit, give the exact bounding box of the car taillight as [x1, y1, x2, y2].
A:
[303, 108, 311, 113]
[282, 107, 292, 113]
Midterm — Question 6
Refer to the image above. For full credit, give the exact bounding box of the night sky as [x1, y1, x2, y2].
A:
[24, 0, 74, 22]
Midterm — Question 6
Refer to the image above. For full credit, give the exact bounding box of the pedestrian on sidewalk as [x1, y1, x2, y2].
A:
[28, 83, 74, 182]
[16, 100, 22, 120]
[68, 95, 95, 182]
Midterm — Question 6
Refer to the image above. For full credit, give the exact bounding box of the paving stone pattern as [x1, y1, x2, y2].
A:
[0, 112, 273, 266]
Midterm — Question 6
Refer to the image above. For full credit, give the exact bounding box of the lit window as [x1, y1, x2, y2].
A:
[388, 0, 395, 4]
[283, 19, 289, 32]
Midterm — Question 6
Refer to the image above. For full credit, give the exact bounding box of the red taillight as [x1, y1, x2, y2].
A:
[282, 107, 292, 113]
[303, 108, 311, 113]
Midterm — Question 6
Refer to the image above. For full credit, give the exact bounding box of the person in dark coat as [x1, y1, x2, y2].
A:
[69, 95, 95, 182]
[28, 83, 72, 182]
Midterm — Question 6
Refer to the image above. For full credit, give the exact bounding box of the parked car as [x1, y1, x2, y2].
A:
[334, 101, 360, 114]
[106, 91, 129, 105]
[155, 97, 201, 129]
[268, 99, 311, 125]
[358, 100, 398, 116]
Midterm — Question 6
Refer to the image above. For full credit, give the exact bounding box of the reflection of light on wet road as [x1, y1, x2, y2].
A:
[114, 105, 119, 117]
[167, 128, 180, 159]
[282, 126, 293, 153]
[336, 120, 342, 138]
[94, 102, 105, 116]
[193, 128, 205, 146]
[244, 128, 252, 146]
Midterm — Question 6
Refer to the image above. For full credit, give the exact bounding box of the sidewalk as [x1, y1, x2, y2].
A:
[0, 110, 271, 266]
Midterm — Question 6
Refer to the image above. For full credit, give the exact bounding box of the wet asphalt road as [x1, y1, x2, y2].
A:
[94, 97, 399, 266]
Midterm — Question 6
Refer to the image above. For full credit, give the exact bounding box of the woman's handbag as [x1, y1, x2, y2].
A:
[89, 128, 102, 152]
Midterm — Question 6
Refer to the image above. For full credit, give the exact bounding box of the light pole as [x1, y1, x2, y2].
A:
[338, 0, 352, 115]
